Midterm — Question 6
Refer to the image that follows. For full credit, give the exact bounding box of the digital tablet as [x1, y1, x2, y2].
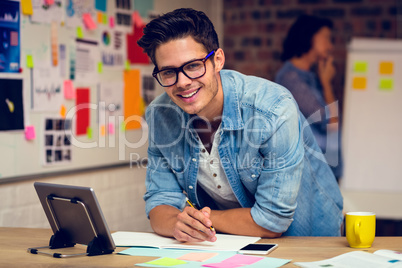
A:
[33, 182, 115, 254]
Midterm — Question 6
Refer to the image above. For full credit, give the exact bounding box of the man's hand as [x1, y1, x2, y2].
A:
[173, 206, 217, 242]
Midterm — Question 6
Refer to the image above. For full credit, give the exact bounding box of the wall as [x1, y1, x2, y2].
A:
[222, 0, 402, 109]
[0, 165, 153, 232]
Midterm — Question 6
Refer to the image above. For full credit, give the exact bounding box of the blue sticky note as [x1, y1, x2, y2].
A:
[95, 0, 107, 12]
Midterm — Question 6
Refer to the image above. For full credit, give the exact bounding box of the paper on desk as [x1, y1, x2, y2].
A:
[112, 231, 260, 251]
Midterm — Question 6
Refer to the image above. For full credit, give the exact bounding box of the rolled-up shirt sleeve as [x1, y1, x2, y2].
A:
[250, 96, 304, 233]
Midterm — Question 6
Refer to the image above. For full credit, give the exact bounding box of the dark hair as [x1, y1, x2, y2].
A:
[137, 8, 219, 66]
[281, 15, 333, 61]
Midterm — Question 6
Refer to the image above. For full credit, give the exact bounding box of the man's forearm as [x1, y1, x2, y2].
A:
[210, 208, 282, 238]
[149, 205, 181, 238]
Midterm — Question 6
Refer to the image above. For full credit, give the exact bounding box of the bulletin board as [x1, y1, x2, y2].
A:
[341, 38, 402, 192]
[0, 0, 159, 180]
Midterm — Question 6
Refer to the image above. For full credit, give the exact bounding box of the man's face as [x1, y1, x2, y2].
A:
[154, 36, 223, 118]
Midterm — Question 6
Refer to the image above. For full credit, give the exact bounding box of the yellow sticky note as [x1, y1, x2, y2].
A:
[98, 62, 103, 73]
[76, 27, 84, 38]
[145, 257, 186, 266]
[379, 61, 393, 75]
[26, 55, 34, 68]
[353, 61, 368, 73]
[125, 60, 130, 70]
[87, 127, 93, 139]
[100, 125, 106, 136]
[102, 14, 108, 24]
[60, 105, 67, 118]
[379, 78, 393, 91]
[21, 0, 34, 15]
[352, 77, 367, 90]
[120, 121, 126, 132]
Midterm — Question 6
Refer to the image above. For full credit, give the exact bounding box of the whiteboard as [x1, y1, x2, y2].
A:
[0, 0, 223, 181]
[0, 6, 152, 180]
[341, 38, 402, 192]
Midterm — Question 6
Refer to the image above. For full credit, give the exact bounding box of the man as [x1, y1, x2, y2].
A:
[138, 8, 343, 243]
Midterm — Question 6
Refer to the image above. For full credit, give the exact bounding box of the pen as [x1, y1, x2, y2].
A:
[185, 197, 215, 232]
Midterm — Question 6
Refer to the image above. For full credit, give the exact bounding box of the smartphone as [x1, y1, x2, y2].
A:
[238, 243, 278, 255]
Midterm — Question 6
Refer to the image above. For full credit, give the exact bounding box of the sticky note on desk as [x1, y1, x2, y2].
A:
[145, 257, 186, 266]
[178, 252, 218, 262]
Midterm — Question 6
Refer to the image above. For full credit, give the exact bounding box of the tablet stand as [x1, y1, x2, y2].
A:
[28, 195, 114, 258]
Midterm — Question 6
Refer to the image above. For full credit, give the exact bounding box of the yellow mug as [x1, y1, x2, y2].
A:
[346, 212, 376, 248]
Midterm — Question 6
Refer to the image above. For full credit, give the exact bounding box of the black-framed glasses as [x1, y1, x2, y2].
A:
[153, 50, 215, 87]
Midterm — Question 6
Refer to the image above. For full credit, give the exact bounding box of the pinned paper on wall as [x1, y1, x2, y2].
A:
[25, 125, 36, 140]
[97, 12, 103, 23]
[32, 63, 63, 111]
[60, 104, 67, 118]
[51, 22, 58, 66]
[87, 126, 93, 139]
[379, 78, 394, 91]
[126, 23, 150, 64]
[352, 76, 367, 90]
[76, 88, 90, 136]
[76, 27, 84, 38]
[64, 80, 75, 99]
[83, 13, 97, 30]
[65, 0, 95, 28]
[95, 0, 107, 12]
[109, 16, 115, 28]
[43, 117, 72, 166]
[31, 0, 64, 24]
[26, 55, 34, 68]
[124, 69, 143, 130]
[379, 61, 393, 75]
[21, 0, 34, 15]
[108, 123, 115, 134]
[353, 61, 368, 73]
[132, 11, 144, 27]
[134, 0, 154, 18]
[100, 125, 106, 136]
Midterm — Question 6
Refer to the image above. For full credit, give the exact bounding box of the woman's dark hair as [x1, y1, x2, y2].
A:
[137, 8, 219, 66]
[281, 15, 333, 61]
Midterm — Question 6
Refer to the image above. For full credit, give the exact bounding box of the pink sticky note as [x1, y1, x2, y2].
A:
[132, 11, 144, 26]
[109, 16, 115, 28]
[64, 80, 75, 99]
[202, 254, 263, 268]
[108, 123, 115, 134]
[83, 13, 97, 30]
[45, 0, 54, 5]
[25, 126, 36, 140]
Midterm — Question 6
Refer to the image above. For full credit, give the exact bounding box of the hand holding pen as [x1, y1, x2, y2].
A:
[172, 197, 217, 243]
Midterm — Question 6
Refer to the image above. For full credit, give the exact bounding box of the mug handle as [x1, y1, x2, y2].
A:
[354, 220, 361, 243]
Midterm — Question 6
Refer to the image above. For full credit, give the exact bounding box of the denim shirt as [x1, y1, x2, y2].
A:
[144, 69, 343, 236]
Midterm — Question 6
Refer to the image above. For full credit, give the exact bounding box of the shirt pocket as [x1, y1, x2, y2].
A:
[237, 166, 262, 183]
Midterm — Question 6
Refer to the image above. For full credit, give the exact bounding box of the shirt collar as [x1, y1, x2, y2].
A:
[220, 70, 244, 131]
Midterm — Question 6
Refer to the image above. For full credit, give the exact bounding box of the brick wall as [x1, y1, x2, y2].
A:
[223, 0, 402, 108]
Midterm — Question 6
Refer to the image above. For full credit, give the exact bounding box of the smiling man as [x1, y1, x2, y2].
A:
[137, 8, 343, 242]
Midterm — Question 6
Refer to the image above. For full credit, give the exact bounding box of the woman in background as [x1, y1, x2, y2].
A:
[275, 15, 343, 181]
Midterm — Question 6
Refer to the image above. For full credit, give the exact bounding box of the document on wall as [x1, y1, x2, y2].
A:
[294, 250, 402, 268]
[111, 231, 260, 252]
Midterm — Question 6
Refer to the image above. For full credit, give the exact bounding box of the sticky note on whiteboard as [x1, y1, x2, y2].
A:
[379, 61, 393, 75]
[352, 77, 367, 90]
[25, 126, 36, 140]
[379, 78, 393, 91]
[353, 61, 368, 73]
